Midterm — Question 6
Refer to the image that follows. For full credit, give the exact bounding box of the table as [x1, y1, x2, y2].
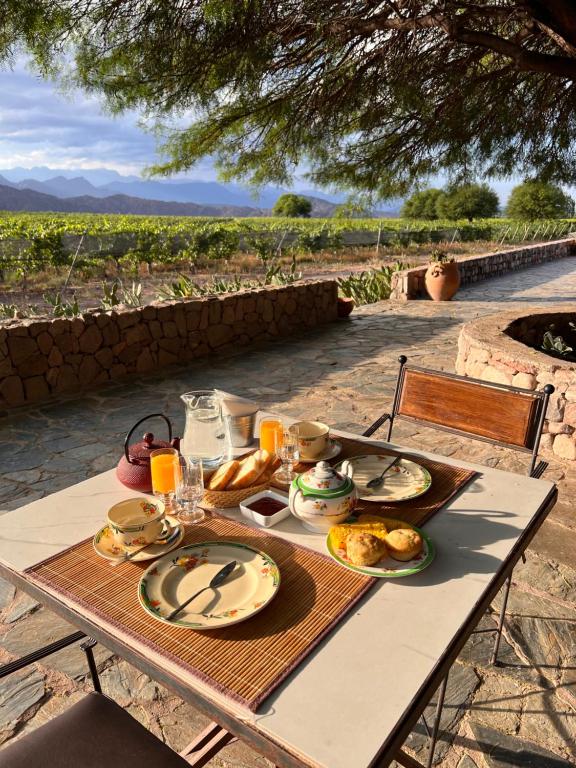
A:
[0, 429, 557, 768]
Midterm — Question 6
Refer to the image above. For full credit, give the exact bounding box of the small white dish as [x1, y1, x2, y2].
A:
[239, 489, 290, 528]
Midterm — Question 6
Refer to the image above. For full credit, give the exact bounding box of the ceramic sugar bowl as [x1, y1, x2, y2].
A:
[289, 461, 357, 533]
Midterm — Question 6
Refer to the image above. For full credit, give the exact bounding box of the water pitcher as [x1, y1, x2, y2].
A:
[180, 390, 228, 467]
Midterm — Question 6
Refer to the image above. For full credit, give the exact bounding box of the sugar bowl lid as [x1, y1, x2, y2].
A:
[296, 461, 354, 498]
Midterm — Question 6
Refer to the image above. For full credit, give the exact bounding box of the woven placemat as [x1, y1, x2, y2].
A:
[275, 436, 477, 528]
[26, 514, 375, 711]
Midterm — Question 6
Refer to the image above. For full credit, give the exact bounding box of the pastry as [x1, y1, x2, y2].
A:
[329, 521, 388, 551]
[385, 528, 423, 561]
[227, 449, 273, 490]
[207, 459, 240, 490]
[358, 514, 415, 531]
[346, 532, 387, 566]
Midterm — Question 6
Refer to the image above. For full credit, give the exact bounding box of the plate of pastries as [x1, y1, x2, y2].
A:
[326, 514, 434, 577]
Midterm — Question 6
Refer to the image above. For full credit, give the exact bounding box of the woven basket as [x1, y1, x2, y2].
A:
[202, 481, 270, 509]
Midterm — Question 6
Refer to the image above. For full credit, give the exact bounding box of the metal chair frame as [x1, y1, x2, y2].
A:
[363, 355, 555, 767]
[0, 634, 235, 767]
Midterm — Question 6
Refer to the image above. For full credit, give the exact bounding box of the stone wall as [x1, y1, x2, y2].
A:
[390, 238, 576, 301]
[456, 305, 576, 461]
[0, 280, 338, 410]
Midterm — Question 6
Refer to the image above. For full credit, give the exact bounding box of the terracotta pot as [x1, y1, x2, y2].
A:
[337, 297, 355, 317]
[425, 261, 461, 301]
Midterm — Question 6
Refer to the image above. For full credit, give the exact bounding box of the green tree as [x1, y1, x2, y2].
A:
[272, 194, 312, 218]
[436, 184, 499, 222]
[505, 181, 574, 220]
[5, 3, 576, 196]
[332, 201, 369, 219]
[401, 189, 443, 220]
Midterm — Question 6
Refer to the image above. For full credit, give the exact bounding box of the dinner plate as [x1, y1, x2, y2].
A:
[335, 454, 432, 502]
[138, 541, 280, 629]
[326, 523, 435, 578]
[93, 515, 184, 562]
[298, 439, 342, 464]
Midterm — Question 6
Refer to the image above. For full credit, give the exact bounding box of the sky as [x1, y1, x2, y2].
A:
[0, 58, 527, 203]
[0, 59, 219, 180]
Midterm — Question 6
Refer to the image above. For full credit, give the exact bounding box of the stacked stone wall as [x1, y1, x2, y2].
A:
[0, 280, 338, 410]
[456, 306, 576, 461]
[390, 238, 576, 301]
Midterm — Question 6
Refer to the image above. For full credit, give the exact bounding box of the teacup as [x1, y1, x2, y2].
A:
[107, 497, 166, 549]
[293, 421, 330, 459]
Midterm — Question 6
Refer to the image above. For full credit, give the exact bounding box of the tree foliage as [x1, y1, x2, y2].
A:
[436, 184, 499, 221]
[272, 194, 312, 218]
[505, 181, 574, 220]
[401, 190, 444, 220]
[4, 2, 576, 196]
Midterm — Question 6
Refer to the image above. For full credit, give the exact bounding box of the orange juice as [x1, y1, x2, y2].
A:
[150, 451, 178, 495]
[260, 419, 283, 454]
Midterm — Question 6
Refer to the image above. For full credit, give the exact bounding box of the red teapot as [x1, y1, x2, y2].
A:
[117, 414, 181, 493]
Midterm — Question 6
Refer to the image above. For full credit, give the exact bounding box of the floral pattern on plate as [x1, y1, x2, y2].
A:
[93, 515, 183, 562]
[336, 454, 432, 503]
[138, 541, 280, 629]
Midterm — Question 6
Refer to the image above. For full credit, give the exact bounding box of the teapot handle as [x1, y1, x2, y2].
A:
[124, 414, 173, 465]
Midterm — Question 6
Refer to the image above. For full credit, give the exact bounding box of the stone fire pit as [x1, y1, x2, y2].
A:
[456, 305, 576, 461]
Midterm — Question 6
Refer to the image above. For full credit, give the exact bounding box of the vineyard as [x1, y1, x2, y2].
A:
[0, 212, 573, 278]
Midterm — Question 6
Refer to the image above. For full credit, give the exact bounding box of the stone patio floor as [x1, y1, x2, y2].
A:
[1, 256, 576, 767]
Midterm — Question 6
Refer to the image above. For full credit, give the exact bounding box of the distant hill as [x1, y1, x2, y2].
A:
[0, 184, 263, 216]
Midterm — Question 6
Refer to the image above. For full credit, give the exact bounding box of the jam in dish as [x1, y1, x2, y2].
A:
[245, 497, 287, 517]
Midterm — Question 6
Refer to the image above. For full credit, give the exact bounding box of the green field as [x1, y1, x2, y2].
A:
[0, 211, 573, 277]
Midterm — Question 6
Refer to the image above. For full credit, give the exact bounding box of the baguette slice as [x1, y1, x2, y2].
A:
[258, 455, 282, 485]
[227, 449, 273, 490]
[207, 459, 241, 491]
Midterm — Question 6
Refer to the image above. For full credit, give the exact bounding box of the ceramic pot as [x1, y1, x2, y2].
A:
[424, 261, 461, 301]
[337, 297, 355, 317]
[289, 461, 357, 533]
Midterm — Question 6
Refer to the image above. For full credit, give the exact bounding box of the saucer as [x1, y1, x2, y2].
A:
[298, 439, 342, 464]
[93, 515, 184, 562]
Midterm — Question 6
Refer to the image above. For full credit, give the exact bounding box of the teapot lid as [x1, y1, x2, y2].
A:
[128, 432, 172, 463]
[295, 461, 354, 498]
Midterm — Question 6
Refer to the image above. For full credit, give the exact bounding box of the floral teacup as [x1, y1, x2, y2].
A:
[107, 497, 166, 549]
[292, 420, 330, 459]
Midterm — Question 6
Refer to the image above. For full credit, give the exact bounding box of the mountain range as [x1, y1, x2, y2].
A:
[0, 168, 402, 217]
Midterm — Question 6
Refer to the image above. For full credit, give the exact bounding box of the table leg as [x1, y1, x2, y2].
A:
[490, 573, 512, 666]
[425, 674, 448, 768]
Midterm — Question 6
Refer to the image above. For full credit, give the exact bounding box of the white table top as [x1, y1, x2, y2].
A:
[0, 430, 556, 768]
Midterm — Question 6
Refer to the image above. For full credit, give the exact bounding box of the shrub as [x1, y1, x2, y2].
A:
[337, 262, 408, 304]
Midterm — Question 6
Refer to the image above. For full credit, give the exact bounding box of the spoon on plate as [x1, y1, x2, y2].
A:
[366, 456, 402, 489]
[167, 560, 237, 621]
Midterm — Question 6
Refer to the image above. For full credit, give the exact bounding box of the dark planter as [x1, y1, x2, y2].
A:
[337, 297, 355, 317]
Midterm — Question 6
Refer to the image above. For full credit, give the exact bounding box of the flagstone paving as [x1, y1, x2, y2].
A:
[1, 255, 576, 766]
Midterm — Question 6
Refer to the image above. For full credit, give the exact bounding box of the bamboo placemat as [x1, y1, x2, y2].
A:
[281, 436, 477, 528]
[26, 515, 375, 711]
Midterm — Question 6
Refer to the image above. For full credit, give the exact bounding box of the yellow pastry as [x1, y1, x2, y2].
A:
[385, 529, 423, 561]
[329, 521, 388, 551]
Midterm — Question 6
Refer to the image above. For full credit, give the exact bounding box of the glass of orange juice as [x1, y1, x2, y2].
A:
[259, 419, 283, 453]
[150, 447, 179, 506]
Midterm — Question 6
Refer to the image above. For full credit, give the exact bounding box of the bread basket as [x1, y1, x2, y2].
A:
[202, 482, 270, 509]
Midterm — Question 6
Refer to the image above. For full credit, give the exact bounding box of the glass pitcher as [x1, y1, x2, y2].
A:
[180, 390, 228, 468]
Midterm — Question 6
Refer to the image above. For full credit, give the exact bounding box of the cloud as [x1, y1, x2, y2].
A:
[0, 60, 220, 179]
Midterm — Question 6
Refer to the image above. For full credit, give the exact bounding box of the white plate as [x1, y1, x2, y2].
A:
[138, 541, 280, 629]
[298, 439, 343, 464]
[335, 454, 432, 502]
[93, 515, 184, 562]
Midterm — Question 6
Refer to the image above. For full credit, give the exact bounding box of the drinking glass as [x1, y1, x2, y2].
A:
[274, 425, 300, 485]
[175, 455, 205, 525]
[150, 447, 179, 507]
[259, 418, 283, 453]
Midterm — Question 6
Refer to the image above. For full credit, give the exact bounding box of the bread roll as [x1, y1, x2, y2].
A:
[385, 529, 423, 561]
[346, 532, 387, 566]
[227, 449, 272, 490]
[207, 459, 240, 491]
[329, 521, 388, 551]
